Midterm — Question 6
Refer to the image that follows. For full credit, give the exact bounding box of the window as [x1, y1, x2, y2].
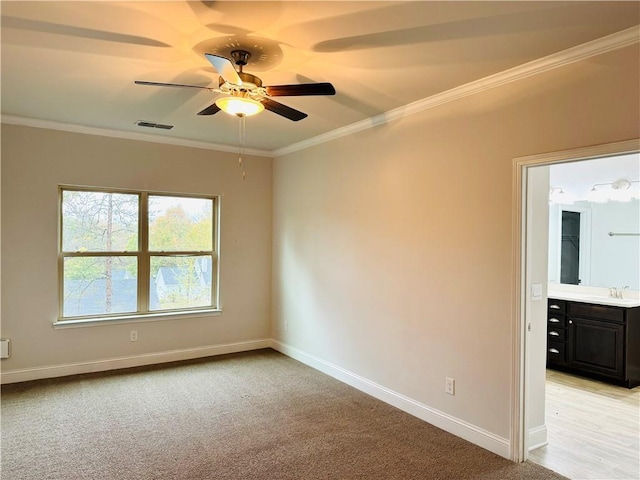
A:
[59, 187, 219, 321]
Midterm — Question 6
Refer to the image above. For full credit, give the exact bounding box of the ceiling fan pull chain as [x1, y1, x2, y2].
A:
[238, 114, 246, 180]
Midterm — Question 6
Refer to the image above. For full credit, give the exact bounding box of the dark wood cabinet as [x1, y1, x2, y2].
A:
[568, 317, 624, 378]
[546, 299, 568, 366]
[547, 298, 640, 388]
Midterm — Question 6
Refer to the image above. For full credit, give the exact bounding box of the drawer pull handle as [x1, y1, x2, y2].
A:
[549, 348, 560, 354]
[549, 331, 560, 336]
[549, 318, 560, 323]
[569, 320, 573, 325]
[549, 305, 561, 309]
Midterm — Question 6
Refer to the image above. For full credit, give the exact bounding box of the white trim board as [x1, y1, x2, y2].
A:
[528, 425, 549, 452]
[0, 339, 271, 384]
[271, 340, 511, 460]
[272, 26, 639, 157]
[0, 115, 274, 159]
[2, 26, 638, 159]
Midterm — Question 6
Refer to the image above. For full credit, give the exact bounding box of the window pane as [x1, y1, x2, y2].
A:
[62, 190, 139, 252]
[63, 257, 138, 317]
[148, 196, 213, 252]
[150, 256, 212, 311]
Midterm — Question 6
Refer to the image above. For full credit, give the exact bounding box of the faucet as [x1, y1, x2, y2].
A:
[610, 286, 629, 299]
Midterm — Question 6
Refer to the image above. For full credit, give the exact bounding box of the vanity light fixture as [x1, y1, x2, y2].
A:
[588, 178, 640, 203]
[549, 186, 575, 205]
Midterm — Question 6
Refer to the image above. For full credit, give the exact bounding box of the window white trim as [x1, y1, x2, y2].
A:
[58, 185, 220, 322]
[53, 308, 223, 329]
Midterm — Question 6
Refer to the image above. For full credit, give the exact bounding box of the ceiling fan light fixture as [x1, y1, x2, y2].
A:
[215, 96, 264, 117]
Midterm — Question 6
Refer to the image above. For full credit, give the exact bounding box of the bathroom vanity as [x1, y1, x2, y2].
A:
[547, 294, 640, 388]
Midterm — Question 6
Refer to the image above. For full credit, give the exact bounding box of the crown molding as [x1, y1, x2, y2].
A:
[0, 115, 275, 158]
[272, 26, 640, 158]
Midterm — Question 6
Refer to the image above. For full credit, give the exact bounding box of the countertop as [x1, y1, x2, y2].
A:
[548, 291, 640, 308]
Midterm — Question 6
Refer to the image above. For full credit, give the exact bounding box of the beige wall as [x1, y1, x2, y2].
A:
[272, 45, 639, 443]
[1, 126, 272, 372]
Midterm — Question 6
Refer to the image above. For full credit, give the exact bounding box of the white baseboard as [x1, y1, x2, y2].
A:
[0, 339, 271, 384]
[271, 340, 511, 459]
[528, 425, 549, 451]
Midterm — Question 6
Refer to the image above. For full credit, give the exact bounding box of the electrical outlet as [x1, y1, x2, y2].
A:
[284, 321, 288, 332]
[445, 377, 455, 395]
[130, 330, 138, 342]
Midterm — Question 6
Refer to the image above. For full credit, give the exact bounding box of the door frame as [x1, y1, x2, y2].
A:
[510, 138, 639, 462]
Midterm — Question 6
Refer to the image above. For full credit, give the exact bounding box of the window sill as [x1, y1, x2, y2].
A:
[53, 309, 223, 329]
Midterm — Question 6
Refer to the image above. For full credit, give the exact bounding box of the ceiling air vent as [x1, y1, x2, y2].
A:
[135, 120, 174, 130]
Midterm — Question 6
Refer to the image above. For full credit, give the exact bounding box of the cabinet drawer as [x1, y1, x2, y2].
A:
[547, 328, 566, 341]
[547, 315, 566, 328]
[568, 302, 624, 323]
[548, 299, 566, 313]
[547, 341, 566, 364]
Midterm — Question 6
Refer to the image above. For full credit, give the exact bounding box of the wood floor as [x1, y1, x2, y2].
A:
[529, 370, 640, 480]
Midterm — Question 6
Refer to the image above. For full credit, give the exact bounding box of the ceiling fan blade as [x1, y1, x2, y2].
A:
[261, 98, 308, 121]
[265, 83, 336, 97]
[296, 74, 385, 117]
[135, 80, 214, 91]
[197, 103, 221, 116]
[204, 53, 242, 85]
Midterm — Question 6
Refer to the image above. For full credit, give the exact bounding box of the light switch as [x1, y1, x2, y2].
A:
[531, 283, 543, 300]
[0, 339, 10, 359]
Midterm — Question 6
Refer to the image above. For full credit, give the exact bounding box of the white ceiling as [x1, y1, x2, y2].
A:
[1, 1, 639, 153]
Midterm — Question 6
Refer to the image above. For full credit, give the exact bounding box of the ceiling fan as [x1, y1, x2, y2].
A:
[135, 50, 335, 121]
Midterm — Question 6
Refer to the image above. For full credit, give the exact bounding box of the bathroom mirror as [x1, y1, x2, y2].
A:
[548, 153, 640, 290]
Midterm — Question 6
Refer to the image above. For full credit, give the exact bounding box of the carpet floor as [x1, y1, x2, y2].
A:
[1, 349, 568, 479]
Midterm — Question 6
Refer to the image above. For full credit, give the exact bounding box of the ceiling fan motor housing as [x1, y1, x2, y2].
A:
[218, 72, 264, 100]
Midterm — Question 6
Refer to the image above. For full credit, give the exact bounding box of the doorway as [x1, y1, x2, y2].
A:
[512, 139, 640, 468]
